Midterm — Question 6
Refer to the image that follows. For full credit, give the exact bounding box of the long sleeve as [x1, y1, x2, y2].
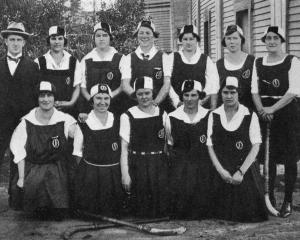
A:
[10, 120, 27, 164]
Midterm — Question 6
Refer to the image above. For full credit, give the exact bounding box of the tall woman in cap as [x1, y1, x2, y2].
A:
[73, 83, 124, 216]
[216, 25, 255, 110]
[35, 26, 81, 118]
[121, 19, 173, 113]
[169, 24, 219, 110]
[207, 77, 268, 222]
[166, 80, 211, 219]
[0, 22, 39, 169]
[252, 26, 300, 217]
[9, 81, 77, 220]
[120, 76, 168, 217]
[79, 22, 125, 118]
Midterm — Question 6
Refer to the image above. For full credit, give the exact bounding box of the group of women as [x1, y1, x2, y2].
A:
[8, 18, 300, 222]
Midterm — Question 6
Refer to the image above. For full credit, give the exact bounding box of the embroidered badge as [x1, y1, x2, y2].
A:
[199, 135, 206, 143]
[100, 85, 108, 91]
[242, 69, 250, 79]
[154, 68, 163, 80]
[65, 77, 71, 85]
[272, 79, 280, 88]
[107, 72, 114, 80]
[51, 136, 60, 149]
[112, 142, 118, 151]
[235, 141, 243, 150]
[158, 128, 165, 138]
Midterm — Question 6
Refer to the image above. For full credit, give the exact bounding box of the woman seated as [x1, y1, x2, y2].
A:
[207, 77, 268, 222]
[9, 81, 77, 220]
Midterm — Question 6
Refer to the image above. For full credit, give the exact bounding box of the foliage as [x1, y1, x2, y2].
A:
[0, 0, 67, 58]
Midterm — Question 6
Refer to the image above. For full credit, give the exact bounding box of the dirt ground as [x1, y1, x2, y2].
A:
[1, 158, 300, 240]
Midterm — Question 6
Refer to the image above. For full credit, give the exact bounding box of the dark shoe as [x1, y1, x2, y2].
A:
[280, 202, 292, 218]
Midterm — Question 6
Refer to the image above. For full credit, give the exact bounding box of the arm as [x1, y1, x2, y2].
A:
[209, 94, 218, 110]
[56, 85, 80, 109]
[232, 143, 260, 185]
[81, 87, 91, 101]
[120, 138, 131, 193]
[205, 57, 219, 110]
[263, 93, 296, 115]
[154, 76, 171, 105]
[17, 159, 25, 188]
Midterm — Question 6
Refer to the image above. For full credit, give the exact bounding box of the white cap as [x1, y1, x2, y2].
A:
[225, 76, 239, 88]
[40, 81, 53, 92]
[134, 76, 153, 91]
[181, 80, 203, 92]
[90, 84, 112, 98]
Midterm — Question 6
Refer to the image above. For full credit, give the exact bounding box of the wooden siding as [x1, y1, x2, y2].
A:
[251, 0, 271, 57]
[287, 0, 300, 57]
[144, 0, 171, 51]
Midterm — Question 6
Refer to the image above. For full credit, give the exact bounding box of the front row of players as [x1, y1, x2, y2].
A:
[9, 77, 268, 222]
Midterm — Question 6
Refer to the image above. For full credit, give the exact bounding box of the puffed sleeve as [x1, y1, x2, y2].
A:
[249, 112, 262, 144]
[165, 114, 173, 145]
[79, 57, 87, 88]
[10, 120, 27, 164]
[119, 54, 132, 80]
[73, 60, 82, 87]
[204, 56, 220, 95]
[73, 124, 83, 157]
[287, 57, 300, 96]
[120, 113, 131, 143]
[162, 52, 173, 78]
[64, 114, 77, 139]
[206, 112, 214, 146]
[251, 58, 259, 94]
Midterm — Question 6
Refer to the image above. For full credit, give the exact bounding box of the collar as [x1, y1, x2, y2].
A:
[169, 104, 209, 123]
[179, 46, 202, 63]
[23, 107, 64, 125]
[7, 52, 22, 59]
[214, 104, 250, 120]
[86, 110, 114, 129]
[90, 46, 117, 60]
[135, 46, 157, 60]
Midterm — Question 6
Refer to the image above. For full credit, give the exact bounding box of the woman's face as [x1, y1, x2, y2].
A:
[182, 33, 197, 52]
[183, 89, 199, 110]
[136, 88, 153, 108]
[94, 29, 110, 50]
[224, 31, 242, 52]
[265, 32, 282, 53]
[221, 86, 239, 107]
[49, 35, 65, 53]
[38, 92, 55, 111]
[137, 26, 154, 49]
[93, 92, 110, 113]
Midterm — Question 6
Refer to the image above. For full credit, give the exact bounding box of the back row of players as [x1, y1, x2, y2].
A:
[1, 19, 300, 221]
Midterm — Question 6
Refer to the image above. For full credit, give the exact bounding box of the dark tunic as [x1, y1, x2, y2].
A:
[75, 116, 124, 216]
[168, 110, 212, 219]
[210, 112, 268, 222]
[10, 120, 69, 211]
[126, 108, 168, 217]
[216, 55, 255, 110]
[126, 51, 174, 113]
[82, 53, 126, 116]
[256, 55, 298, 163]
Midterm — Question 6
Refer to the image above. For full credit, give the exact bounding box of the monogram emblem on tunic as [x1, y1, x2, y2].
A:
[65, 77, 71, 85]
[107, 72, 114, 80]
[158, 128, 165, 138]
[100, 85, 108, 91]
[272, 79, 280, 88]
[242, 69, 250, 79]
[51, 136, 60, 149]
[112, 142, 118, 151]
[235, 141, 243, 150]
[154, 68, 163, 80]
[199, 135, 206, 143]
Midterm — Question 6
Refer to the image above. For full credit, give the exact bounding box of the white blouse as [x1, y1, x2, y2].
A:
[165, 105, 209, 145]
[10, 108, 77, 163]
[206, 104, 261, 146]
[72, 111, 115, 157]
[119, 106, 167, 143]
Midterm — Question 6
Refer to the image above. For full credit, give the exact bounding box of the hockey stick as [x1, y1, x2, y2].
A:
[264, 122, 280, 216]
[62, 215, 170, 240]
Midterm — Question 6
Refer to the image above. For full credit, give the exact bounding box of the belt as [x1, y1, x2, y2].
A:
[130, 150, 163, 155]
[261, 95, 282, 99]
[84, 159, 119, 167]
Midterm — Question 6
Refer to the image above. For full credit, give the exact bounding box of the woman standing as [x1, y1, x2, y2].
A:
[252, 26, 300, 217]
[216, 25, 255, 110]
[73, 83, 124, 216]
[207, 77, 268, 222]
[166, 80, 211, 219]
[169, 25, 219, 110]
[9, 81, 77, 220]
[79, 22, 125, 118]
[120, 76, 168, 218]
